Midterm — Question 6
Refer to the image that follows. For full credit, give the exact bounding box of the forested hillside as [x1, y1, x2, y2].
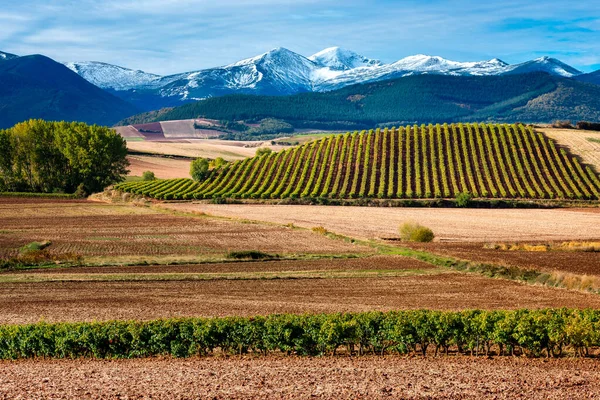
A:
[118, 73, 600, 127]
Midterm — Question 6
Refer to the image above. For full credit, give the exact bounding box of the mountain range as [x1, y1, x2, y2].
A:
[1, 47, 600, 128]
[60, 47, 596, 111]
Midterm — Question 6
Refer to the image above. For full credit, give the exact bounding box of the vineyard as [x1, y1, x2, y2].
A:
[3, 309, 600, 359]
[116, 123, 600, 200]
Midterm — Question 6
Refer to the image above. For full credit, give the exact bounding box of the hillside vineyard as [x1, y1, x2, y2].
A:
[116, 123, 600, 200]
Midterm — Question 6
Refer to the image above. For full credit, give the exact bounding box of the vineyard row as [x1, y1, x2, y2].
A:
[116, 123, 600, 200]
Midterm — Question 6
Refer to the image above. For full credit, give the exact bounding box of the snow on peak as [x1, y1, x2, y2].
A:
[504, 56, 582, 78]
[309, 47, 381, 70]
[62, 61, 162, 90]
[0, 51, 18, 61]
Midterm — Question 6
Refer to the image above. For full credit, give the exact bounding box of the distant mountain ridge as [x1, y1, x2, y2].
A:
[0, 54, 138, 129]
[0, 51, 19, 61]
[61, 47, 593, 111]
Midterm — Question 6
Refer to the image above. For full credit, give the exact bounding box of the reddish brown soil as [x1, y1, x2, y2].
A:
[127, 155, 191, 179]
[404, 242, 600, 277]
[2, 356, 600, 399]
[3, 273, 600, 324]
[10, 255, 430, 275]
[0, 199, 369, 258]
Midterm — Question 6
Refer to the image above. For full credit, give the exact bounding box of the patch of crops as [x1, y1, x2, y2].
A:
[115, 123, 600, 200]
[2, 309, 600, 359]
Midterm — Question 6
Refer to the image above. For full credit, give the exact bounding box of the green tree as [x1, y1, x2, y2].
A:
[210, 157, 227, 169]
[190, 158, 210, 181]
[0, 120, 129, 194]
[142, 171, 156, 181]
[255, 147, 272, 157]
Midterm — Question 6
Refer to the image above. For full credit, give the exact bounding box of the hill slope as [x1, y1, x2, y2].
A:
[0, 55, 138, 128]
[116, 124, 600, 201]
[119, 73, 600, 127]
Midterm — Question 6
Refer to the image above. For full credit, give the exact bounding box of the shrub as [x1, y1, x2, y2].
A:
[552, 120, 574, 129]
[256, 147, 273, 157]
[210, 157, 228, 169]
[311, 226, 329, 235]
[576, 121, 600, 131]
[142, 171, 156, 181]
[20, 241, 52, 254]
[190, 158, 210, 181]
[455, 191, 473, 208]
[399, 222, 435, 242]
[227, 251, 274, 260]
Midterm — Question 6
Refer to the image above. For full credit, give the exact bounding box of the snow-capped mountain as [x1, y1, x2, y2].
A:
[0, 51, 19, 61]
[309, 47, 381, 70]
[63, 61, 162, 91]
[502, 56, 582, 78]
[155, 47, 316, 100]
[62, 47, 587, 110]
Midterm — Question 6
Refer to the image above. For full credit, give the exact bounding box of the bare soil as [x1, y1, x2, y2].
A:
[8, 255, 430, 275]
[2, 356, 600, 399]
[127, 155, 191, 179]
[3, 273, 600, 324]
[404, 242, 600, 277]
[126, 139, 288, 161]
[160, 203, 600, 242]
[0, 198, 370, 259]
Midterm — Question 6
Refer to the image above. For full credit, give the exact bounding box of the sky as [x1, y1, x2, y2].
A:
[1, 0, 599, 75]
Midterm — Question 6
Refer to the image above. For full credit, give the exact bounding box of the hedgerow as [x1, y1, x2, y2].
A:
[1, 309, 600, 359]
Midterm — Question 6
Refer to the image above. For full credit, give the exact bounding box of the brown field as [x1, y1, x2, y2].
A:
[160, 203, 600, 242]
[404, 241, 600, 277]
[3, 356, 600, 399]
[127, 154, 192, 179]
[7, 255, 432, 275]
[126, 138, 283, 161]
[4, 197, 600, 398]
[0, 198, 371, 260]
[3, 271, 600, 324]
[541, 127, 600, 170]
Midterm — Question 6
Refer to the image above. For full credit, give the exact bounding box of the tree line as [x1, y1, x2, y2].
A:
[0, 119, 128, 194]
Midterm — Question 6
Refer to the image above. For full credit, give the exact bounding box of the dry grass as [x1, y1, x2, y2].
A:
[160, 203, 600, 242]
[484, 241, 600, 252]
[540, 127, 600, 171]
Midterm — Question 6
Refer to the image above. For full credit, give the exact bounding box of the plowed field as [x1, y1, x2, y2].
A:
[0, 198, 370, 260]
[3, 271, 600, 324]
[3, 356, 600, 399]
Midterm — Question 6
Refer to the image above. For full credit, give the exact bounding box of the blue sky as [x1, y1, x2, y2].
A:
[1, 0, 599, 75]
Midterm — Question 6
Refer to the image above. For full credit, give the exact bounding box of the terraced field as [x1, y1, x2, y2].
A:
[116, 123, 600, 200]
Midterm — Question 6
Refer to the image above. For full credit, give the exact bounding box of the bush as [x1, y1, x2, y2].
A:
[210, 157, 228, 169]
[455, 191, 473, 208]
[399, 222, 435, 242]
[1, 309, 600, 359]
[227, 251, 274, 260]
[552, 120, 574, 129]
[256, 147, 273, 157]
[20, 241, 52, 254]
[576, 121, 600, 131]
[190, 158, 210, 181]
[142, 171, 156, 181]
